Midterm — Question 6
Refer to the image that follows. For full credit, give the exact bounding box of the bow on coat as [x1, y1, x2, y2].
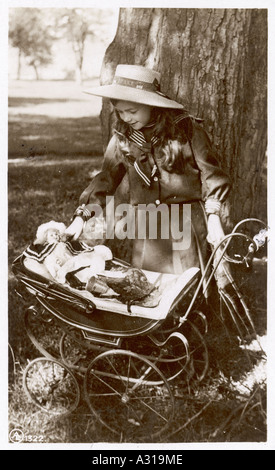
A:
[127, 113, 190, 186]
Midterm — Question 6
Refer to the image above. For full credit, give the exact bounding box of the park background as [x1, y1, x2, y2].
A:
[6, 5, 270, 446]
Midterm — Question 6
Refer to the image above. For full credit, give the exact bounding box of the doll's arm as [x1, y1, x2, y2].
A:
[43, 255, 60, 279]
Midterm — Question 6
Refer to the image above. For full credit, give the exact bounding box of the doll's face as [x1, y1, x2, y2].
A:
[113, 101, 153, 130]
[46, 228, 61, 244]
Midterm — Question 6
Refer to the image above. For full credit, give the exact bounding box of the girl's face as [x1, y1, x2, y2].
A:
[113, 101, 153, 130]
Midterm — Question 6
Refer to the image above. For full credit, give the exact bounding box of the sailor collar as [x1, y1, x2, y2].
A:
[115, 112, 194, 187]
[127, 113, 190, 150]
[23, 240, 94, 262]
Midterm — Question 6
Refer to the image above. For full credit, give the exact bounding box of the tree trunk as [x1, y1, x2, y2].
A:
[75, 66, 83, 84]
[17, 48, 22, 80]
[99, 8, 267, 226]
[33, 64, 39, 81]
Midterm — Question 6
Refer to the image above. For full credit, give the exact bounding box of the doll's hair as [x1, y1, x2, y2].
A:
[111, 101, 192, 173]
[34, 221, 67, 245]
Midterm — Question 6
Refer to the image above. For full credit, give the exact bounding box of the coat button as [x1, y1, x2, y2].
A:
[153, 176, 158, 182]
[155, 199, 160, 205]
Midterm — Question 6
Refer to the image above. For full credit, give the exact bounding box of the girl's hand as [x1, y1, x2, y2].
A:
[207, 213, 225, 247]
[65, 216, 84, 240]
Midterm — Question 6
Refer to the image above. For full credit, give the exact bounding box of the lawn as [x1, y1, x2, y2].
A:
[8, 78, 103, 159]
[7, 80, 267, 446]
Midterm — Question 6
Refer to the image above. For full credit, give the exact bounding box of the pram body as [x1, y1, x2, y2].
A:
[11, 218, 267, 440]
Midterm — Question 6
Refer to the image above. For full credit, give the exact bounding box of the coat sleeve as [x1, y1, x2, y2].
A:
[189, 119, 231, 213]
[77, 134, 127, 216]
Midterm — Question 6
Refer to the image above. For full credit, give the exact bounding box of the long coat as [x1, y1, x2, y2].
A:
[78, 114, 231, 277]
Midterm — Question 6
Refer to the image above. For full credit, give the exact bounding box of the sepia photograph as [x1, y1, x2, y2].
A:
[3, 0, 273, 451]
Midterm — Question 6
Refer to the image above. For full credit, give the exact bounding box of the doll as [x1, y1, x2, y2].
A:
[23, 220, 112, 284]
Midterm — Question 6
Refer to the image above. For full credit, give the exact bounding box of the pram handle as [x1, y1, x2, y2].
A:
[223, 218, 268, 267]
[242, 228, 268, 267]
[178, 218, 268, 325]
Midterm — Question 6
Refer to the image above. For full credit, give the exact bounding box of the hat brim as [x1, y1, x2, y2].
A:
[83, 84, 183, 109]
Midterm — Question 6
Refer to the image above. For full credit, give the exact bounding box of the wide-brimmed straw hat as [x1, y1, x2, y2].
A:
[84, 64, 183, 109]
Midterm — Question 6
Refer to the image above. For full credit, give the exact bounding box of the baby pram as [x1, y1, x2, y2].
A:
[11, 218, 267, 441]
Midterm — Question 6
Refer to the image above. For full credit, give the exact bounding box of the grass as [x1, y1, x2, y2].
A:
[8, 113, 103, 159]
[8, 78, 103, 159]
[7, 80, 267, 446]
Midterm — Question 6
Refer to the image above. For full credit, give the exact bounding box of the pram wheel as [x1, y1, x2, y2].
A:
[180, 319, 209, 382]
[23, 358, 80, 416]
[84, 350, 174, 441]
[24, 306, 63, 360]
[59, 330, 99, 373]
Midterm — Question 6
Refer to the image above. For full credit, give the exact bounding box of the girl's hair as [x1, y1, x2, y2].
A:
[111, 100, 192, 173]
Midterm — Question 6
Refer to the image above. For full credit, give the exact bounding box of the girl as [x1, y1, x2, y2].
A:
[66, 65, 231, 288]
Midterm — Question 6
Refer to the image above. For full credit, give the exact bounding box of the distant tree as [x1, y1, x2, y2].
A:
[9, 8, 53, 80]
[52, 8, 118, 83]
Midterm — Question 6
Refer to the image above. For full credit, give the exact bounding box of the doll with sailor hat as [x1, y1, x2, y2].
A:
[65, 65, 232, 292]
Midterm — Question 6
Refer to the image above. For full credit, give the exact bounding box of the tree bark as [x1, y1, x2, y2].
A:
[99, 8, 267, 226]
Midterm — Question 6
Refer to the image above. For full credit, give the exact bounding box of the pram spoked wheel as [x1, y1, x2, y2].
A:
[180, 318, 209, 382]
[84, 350, 175, 440]
[24, 306, 63, 360]
[23, 357, 80, 416]
[59, 329, 99, 373]
[149, 314, 209, 384]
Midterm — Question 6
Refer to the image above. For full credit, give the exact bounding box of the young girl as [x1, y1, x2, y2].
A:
[66, 65, 231, 288]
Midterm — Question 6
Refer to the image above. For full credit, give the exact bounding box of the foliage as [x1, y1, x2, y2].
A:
[9, 8, 118, 82]
[9, 8, 53, 80]
[51, 8, 118, 82]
